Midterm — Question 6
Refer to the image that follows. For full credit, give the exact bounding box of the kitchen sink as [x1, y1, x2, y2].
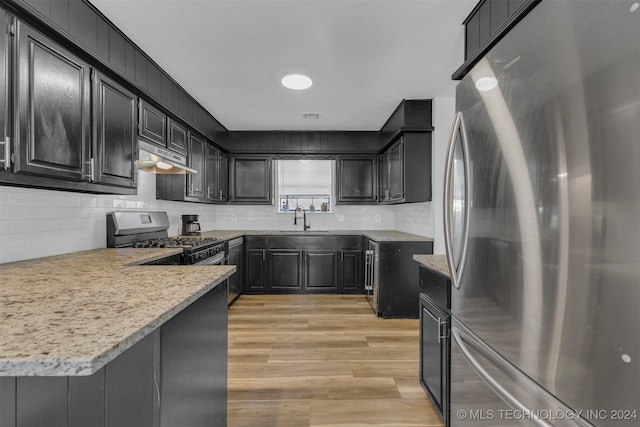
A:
[276, 230, 330, 233]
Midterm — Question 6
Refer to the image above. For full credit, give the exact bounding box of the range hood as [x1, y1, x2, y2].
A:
[137, 139, 197, 174]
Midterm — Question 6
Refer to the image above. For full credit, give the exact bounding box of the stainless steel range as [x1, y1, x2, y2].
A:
[107, 211, 226, 265]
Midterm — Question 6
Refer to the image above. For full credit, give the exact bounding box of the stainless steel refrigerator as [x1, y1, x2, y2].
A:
[444, 1, 639, 426]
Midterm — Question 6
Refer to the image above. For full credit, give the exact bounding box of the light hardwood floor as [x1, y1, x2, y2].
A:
[227, 294, 444, 427]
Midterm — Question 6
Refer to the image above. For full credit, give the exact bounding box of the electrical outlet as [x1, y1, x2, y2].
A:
[337, 214, 345, 222]
[231, 215, 237, 222]
[375, 215, 381, 223]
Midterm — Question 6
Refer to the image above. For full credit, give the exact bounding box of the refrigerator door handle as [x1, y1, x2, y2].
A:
[451, 327, 592, 427]
[451, 326, 553, 427]
[444, 112, 471, 289]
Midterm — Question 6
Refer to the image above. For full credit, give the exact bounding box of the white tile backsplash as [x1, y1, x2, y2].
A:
[0, 167, 436, 264]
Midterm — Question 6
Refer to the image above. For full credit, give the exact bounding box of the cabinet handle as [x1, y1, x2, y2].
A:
[82, 158, 95, 182]
[423, 307, 446, 344]
[0, 137, 9, 170]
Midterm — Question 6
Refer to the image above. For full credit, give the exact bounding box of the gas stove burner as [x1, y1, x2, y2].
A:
[133, 236, 217, 249]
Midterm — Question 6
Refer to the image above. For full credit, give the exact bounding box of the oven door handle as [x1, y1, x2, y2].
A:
[194, 251, 226, 265]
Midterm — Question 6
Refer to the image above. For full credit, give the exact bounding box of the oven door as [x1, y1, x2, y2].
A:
[194, 251, 226, 266]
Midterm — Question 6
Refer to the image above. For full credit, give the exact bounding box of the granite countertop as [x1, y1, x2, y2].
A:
[0, 249, 235, 377]
[198, 229, 433, 242]
[413, 254, 451, 278]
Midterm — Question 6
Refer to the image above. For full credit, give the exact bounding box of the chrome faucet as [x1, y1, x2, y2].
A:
[293, 208, 311, 231]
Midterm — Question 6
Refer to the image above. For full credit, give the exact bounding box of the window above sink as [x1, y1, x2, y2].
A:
[276, 159, 334, 213]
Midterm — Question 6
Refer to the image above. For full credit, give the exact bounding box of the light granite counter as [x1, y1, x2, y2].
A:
[413, 254, 451, 278]
[198, 229, 433, 242]
[0, 249, 235, 376]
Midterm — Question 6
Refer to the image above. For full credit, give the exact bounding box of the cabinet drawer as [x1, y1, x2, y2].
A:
[419, 266, 450, 310]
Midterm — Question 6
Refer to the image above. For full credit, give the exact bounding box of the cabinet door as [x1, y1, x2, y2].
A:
[0, 9, 7, 171]
[388, 140, 404, 200]
[379, 152, 390, 201]
[218, 152, 229, 202]
[167, 117, 188, 155]
[138, 99, 166, 146]
[204, 142, 219, 202]
[228, 242, 243, 300]
[229, 156, 272, 203]
[246, 249, 266, 291]
[269, 250, 302, 291]
[93, 71, 137, 188]
[14, 20, 91, 181]
[305, 251, 338, 291]
[339, 250, 362, 292]
[336, 156, 378, 204]
[187, 132, 205, 199]
[419, 296, 449, 424]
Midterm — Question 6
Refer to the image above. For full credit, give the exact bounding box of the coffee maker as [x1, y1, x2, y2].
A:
[181, 214, 201, 236]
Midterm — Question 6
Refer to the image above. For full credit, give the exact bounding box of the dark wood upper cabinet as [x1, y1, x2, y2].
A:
[379, 133, 431, 204]
[205, 142, 229, 203]
[336, 156, 378, 204]
[92, 71, 137, 188]
[218, 152, 228, 202]
[455, 0, 539, 80]
[167, 118, 188, 155]
[13, 19, 92, 181]
[229, 156, 272, 204]
[187, 132, 205, 199]
[380, 140, 404, 202]
[138, 100, 166, 147]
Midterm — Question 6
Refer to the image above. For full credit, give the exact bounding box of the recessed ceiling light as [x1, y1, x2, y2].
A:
[475, 77, 498, 92]
[282, 73, 312, 90]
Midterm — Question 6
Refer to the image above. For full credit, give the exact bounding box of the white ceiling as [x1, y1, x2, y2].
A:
[90, 0, 475, 131]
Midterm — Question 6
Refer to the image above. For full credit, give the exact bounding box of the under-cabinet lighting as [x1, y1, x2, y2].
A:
[156, 161, 172, 170]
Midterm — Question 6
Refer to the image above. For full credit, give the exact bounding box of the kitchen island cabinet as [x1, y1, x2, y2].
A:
[0, 249, 234, 427]
[413, 254, 451, 426]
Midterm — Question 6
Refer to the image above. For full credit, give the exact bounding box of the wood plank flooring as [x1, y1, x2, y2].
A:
[228, 294, 444, 427]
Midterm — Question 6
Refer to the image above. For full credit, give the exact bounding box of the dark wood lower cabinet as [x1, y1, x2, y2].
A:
[0, 284, 227, 427]
[246, 248, 267, 291]
[104, 332, 158, 427]
[243, 235, 363, 294]
[338, 249, 362, 293]
[305, 251, 338, 291]
[269, 249, 303, 291]
[160, 284, 227, 426]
